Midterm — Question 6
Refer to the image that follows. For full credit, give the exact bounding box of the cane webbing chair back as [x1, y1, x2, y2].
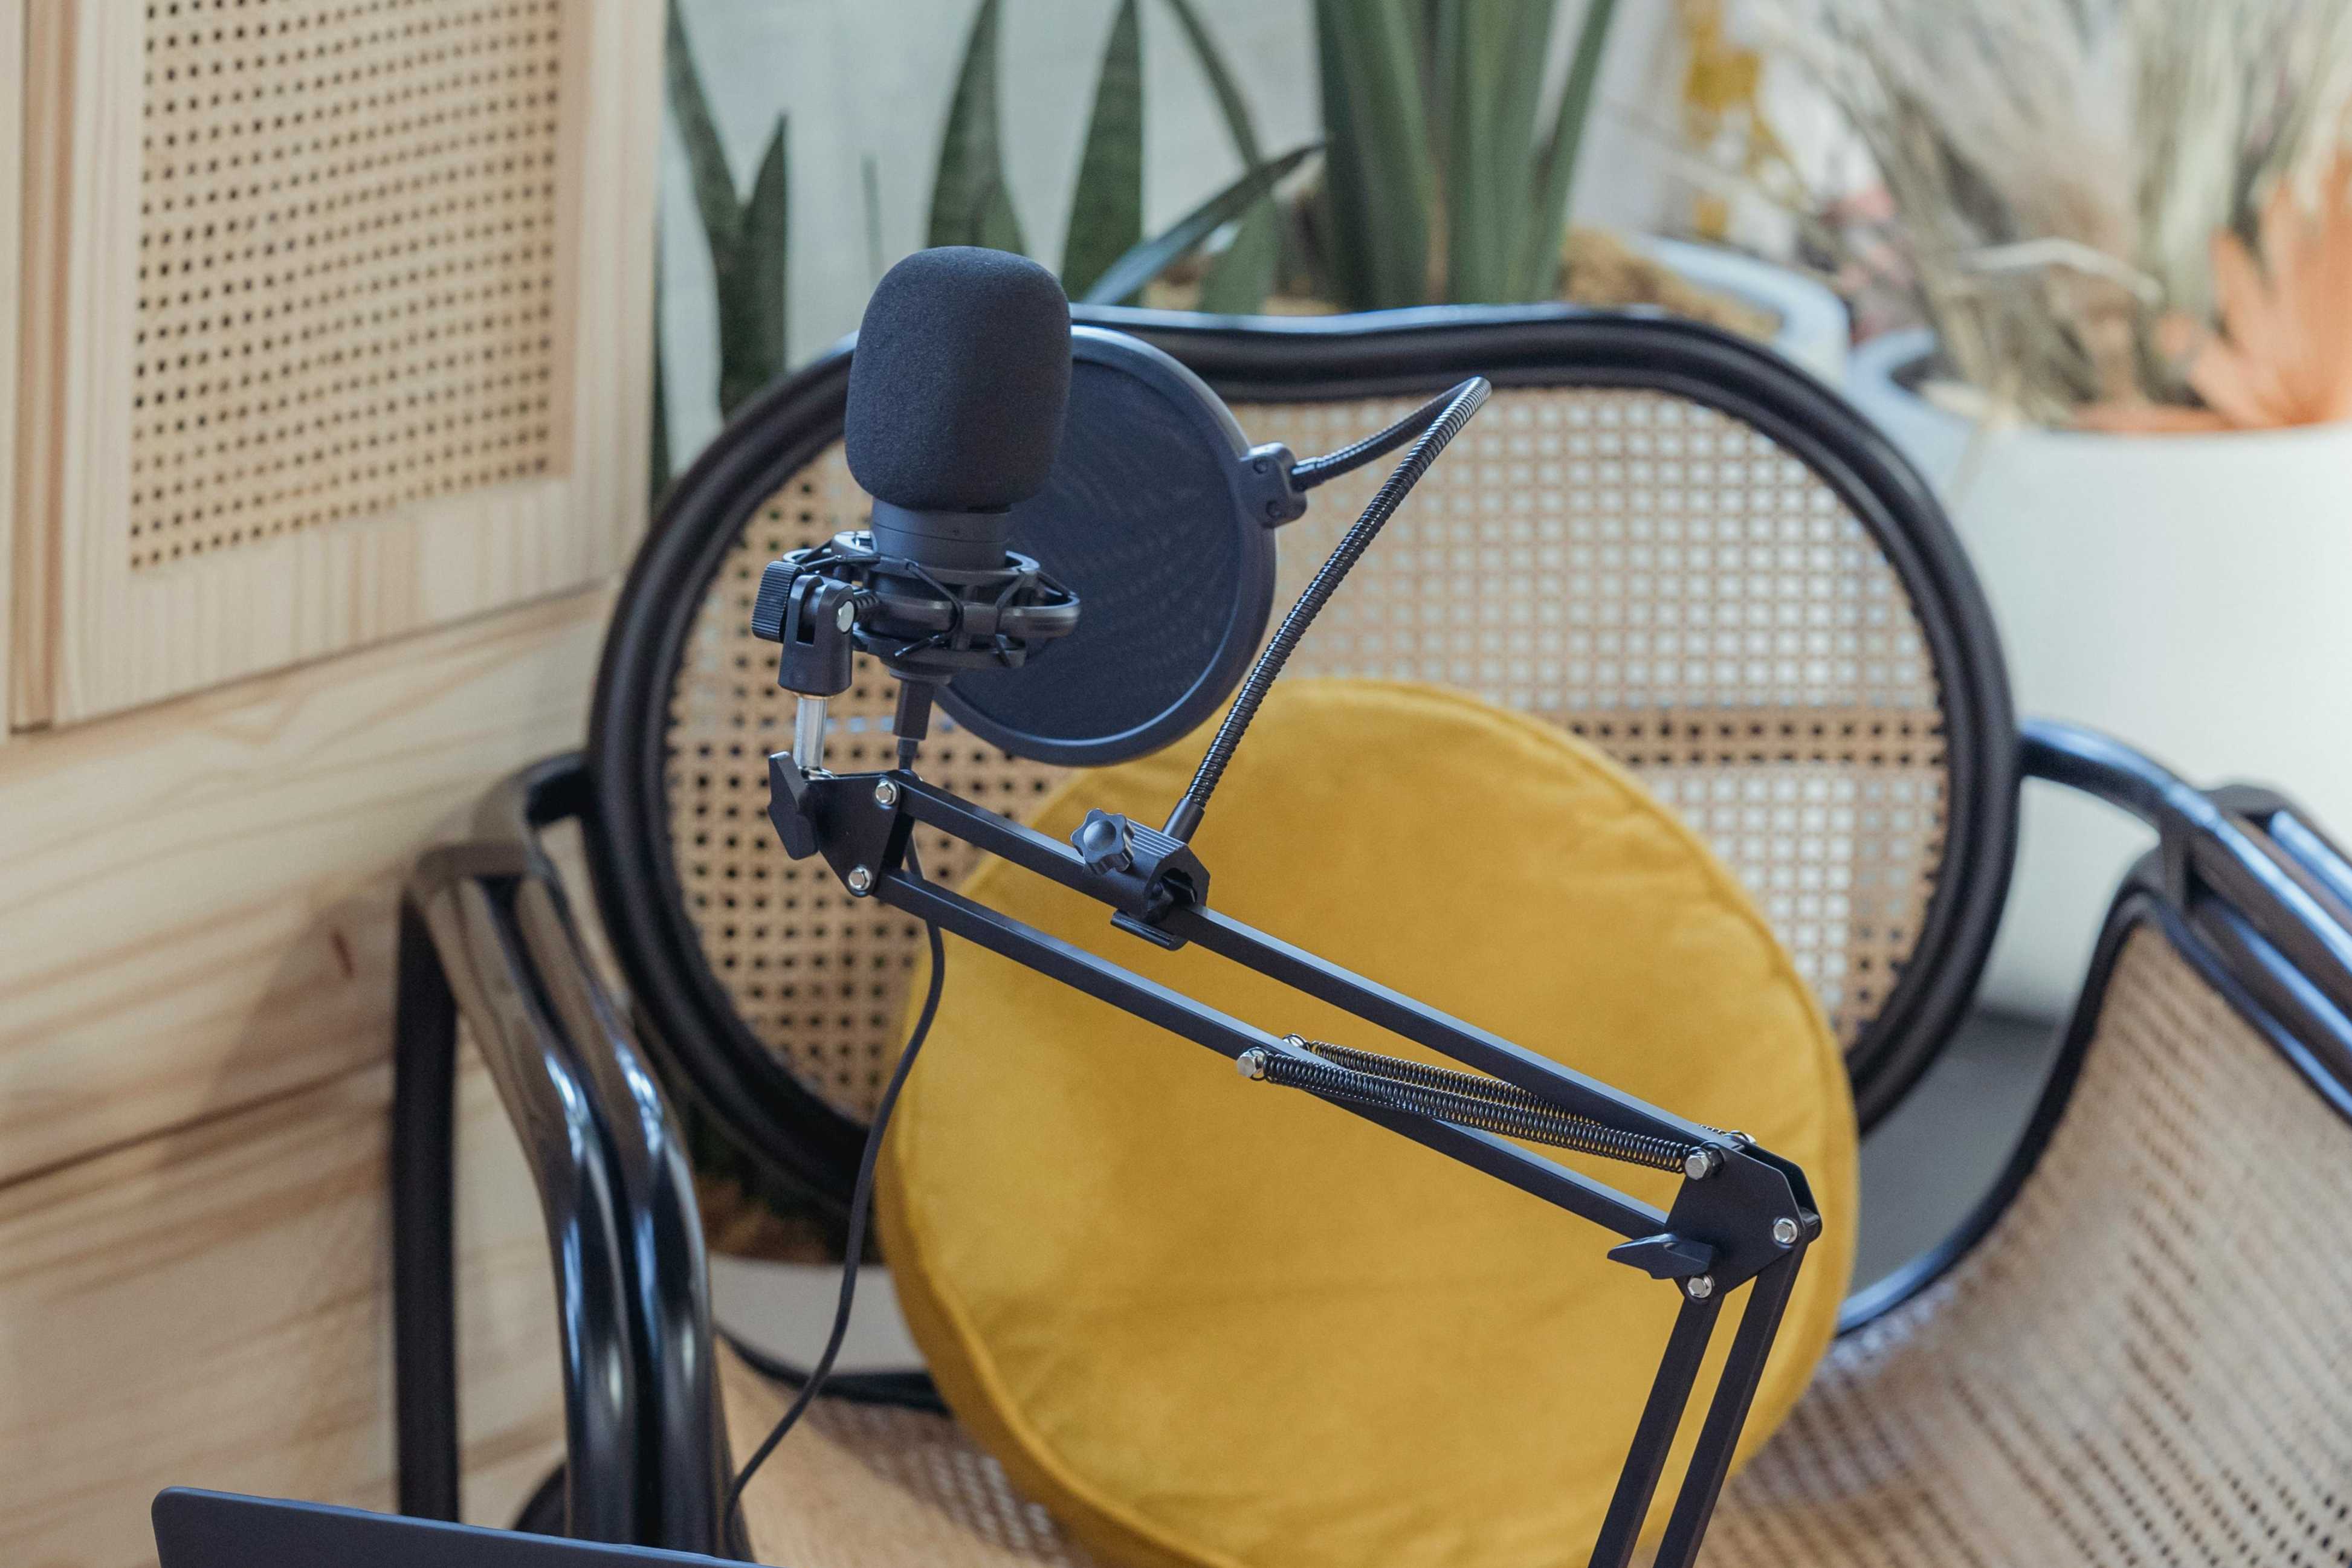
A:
[590, 308, 2015, 1206]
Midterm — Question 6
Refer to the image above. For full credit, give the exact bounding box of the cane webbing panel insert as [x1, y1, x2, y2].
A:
[132, 0, 564, 570]
[720, 1342, 1096, 1568]
[664, 389, 1949, 1119]
[1702, 926, 2352, 1567]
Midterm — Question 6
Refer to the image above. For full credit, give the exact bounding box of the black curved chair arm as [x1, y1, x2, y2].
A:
[393, 755, 729, 1554]
[2021, 718, 2352, 1021]
[1843, 720, 2352, 1333]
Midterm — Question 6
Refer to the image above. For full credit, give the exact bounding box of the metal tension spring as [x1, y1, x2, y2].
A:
[1236, 1037, 1711, 1174]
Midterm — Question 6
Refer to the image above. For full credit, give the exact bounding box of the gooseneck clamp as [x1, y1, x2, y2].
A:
[752, 373, 1818, 1568]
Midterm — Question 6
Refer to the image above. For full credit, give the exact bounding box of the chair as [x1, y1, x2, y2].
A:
[390, 305, 2352, 1564]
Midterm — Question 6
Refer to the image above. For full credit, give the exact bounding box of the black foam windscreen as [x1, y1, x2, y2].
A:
[940, 329, 1278, 767]
[844, 247, 1073, 511]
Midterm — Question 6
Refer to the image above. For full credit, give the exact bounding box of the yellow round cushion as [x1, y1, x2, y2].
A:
[877, 679, 1856, 1568]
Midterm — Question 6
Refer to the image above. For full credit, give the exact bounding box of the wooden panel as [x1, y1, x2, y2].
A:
[11, 0, 660, 726]
[0, 0, 22, 742]
[0, 1056, 566, 1567]
[0, 585, 612, 1187]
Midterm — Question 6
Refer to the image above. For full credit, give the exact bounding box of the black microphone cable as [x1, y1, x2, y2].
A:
[1165, 376, 1491, 842]
[725, 853, 948, 1541]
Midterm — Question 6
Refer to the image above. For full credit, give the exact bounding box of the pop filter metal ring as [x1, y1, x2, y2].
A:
[935, 327, 1293, 767]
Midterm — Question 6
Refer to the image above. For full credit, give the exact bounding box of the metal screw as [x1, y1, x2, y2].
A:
[1236, 1047, 1270, 1080]
[1683, 1147, 1720, 1180]
[873, 779, 900, 807]
[835, 599, 858, 632]
[1684, 1274, 1716, 1302]
[846, 866, 874, 895]
[1772, 1216, 1801, 1248]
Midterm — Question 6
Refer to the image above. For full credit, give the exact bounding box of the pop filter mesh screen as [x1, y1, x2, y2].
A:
[945, 360, 1252, 757]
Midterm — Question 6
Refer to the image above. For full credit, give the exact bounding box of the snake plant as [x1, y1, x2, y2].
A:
[929, 0, 1314, 308]
[1312, 0, 1621, 309]
[667, 1, 790, 420]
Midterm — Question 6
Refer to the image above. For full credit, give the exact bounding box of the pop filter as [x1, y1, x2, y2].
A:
[937, 328, 1300, 767]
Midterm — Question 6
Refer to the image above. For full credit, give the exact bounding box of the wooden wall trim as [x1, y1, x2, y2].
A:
[0, 586, 613, 1187]
[8, 0, 94, 732]
[0, 1054, 564, 1565]
[1, 0, 21, 742]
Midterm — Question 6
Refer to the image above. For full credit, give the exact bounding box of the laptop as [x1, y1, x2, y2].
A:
[154, 1489, 737, 1568]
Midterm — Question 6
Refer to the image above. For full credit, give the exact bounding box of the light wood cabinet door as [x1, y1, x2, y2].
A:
[11, 0, 659, 727]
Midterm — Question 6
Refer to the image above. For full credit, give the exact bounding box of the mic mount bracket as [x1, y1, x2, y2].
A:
[754, 530, 1082, 686]
[1071, 810, 1209, 949]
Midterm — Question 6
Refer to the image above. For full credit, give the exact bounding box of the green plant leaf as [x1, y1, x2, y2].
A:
[1198, 201, 1282, 312]
[1062, 0, 1147, 299]
[716, 116, 789, 416]
[1313, 0, 1434, 309]
[1158, 0, 1265, 165]
[665, 1, 742, 256]
[1514, 0, 1618, 298]
[1441, 0, 1557, 303]
[1161, 0, 1282, 311]
[1078, 142, 1319, 306]
[861, 153, 885, 286]
[928, 0, 1024, 250]
[977, 176, 1029, 256]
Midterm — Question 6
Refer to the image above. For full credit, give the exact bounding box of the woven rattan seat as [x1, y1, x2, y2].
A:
[720, 1343, 1094, 1568]
[1703, 920, 2352, 1567]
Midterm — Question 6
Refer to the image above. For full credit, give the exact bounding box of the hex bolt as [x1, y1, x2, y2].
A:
[1236, 1047, 1270, 1080]
[847, 866, 874, 895]
[1772, 1216, 1801, 1248]
[1683, 1147, 1721, 1180]
[874, 779, 900, 808]
[1685, 1274, 1716, 1302]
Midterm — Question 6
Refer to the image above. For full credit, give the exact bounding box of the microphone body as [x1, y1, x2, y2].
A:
[843, 246, 1072, 514]
[753, 247, 1084, 755]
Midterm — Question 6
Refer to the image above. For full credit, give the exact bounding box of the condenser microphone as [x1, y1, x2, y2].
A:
[844, 245, 1073, 568]
[753, 248, 1087, 769]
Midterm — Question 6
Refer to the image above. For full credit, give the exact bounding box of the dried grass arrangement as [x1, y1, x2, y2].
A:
[1780, 0, 2352, 430]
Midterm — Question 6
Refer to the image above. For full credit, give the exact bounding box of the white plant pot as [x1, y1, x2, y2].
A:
[1636, 236, 1850, 386]
[1849, 328, 2352, 1019]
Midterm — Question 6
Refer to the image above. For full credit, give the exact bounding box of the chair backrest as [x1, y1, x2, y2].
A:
[586, 307, 2017, 1208]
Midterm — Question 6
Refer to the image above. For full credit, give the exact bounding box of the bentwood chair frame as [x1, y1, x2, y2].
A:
[390, 305, 2352, 1562]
